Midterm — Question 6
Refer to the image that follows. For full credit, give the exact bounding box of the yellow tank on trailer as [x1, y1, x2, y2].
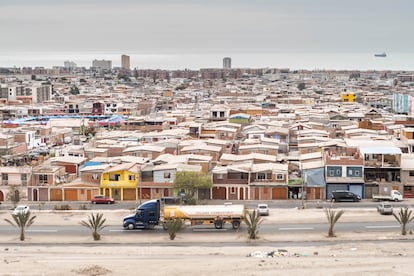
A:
[163, 204, 245, 229]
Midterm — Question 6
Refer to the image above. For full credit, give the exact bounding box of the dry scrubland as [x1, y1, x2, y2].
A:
[1, 208, 414, 275]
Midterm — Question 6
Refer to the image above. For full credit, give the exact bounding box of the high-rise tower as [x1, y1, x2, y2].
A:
[223, 57, 231, 69]
[121, 54, 130, 70]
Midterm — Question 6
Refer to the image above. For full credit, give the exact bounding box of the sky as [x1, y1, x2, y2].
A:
[1, 0, 413, 55]
[1, 0, 414, 70]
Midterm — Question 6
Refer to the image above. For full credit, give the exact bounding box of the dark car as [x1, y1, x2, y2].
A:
[331, 190, 361, 202]
[91, 195, 115, 204]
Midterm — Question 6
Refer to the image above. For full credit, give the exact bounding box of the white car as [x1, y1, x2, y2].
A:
[13, 205, 30, 215]
[257, 203, 270, 216]
[377, 202, 393, 215]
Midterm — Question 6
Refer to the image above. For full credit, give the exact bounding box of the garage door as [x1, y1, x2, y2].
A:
[272, 187, 287, 199]
[50, 189, 63, 201]
[212, 187, 226, 200]
[326, 184, 348, 199]
[64, 189, 77, 201]
[123, 188, 137, 200]
[349, 185, 363, 198]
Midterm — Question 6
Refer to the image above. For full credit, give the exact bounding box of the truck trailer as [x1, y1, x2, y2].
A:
[123, 199, 245, 230]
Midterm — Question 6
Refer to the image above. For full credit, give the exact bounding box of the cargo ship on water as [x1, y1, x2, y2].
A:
[374, 52, 387, 57]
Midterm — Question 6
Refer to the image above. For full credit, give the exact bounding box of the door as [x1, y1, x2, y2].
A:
[33, 189, 38, 201]
[349, 185, 363, 198]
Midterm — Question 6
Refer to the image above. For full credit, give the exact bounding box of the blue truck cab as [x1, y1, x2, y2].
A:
[123, 199, 161, 230]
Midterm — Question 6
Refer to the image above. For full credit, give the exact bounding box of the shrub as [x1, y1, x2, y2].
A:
[80, 213, 107, 241]
[164, 218, 184, 240]
[54, 204, 73, 210]
[243, 209, 263, 240]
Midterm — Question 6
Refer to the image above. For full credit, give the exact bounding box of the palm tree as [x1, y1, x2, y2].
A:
[164, 218, 184, 240]
[243, 209, 263, 240]
[325, 208, 345, 237]
[4, 211, 36, 241]
[393, 207, 414, 235]
[80, 213, 107, 241]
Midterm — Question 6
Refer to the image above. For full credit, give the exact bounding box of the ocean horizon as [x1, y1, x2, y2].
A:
[0, 51, 413, 71]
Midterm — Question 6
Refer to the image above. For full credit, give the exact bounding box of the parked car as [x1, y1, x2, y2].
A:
[377, 202, 393, 215]
[13, 205, 30, 215]
[331, 190, 361, 202]
[257, 203, 270, 216]
[91, 195, 115, 204]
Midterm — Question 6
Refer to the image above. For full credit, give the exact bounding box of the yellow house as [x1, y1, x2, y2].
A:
[100, 163, 140, 201]
[341, 92, 356, 102]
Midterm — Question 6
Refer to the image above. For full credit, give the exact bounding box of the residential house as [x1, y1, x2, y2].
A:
[0, 166, 31, 202]
[399, 154, 414, 198]
[324, 148, 364, 199]
[140, 163, 203, 200]
[50, 156, 87, 177]
[123, 145, 166, 160]
[100, 162, 140, 200]
[28, 164, 67, 201]
[359, 144, 402, 198]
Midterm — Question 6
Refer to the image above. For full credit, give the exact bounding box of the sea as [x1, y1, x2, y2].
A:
[0, 51, 413, 71]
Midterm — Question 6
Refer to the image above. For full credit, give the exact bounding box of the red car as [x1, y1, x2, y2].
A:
[91, 195, 115, 204]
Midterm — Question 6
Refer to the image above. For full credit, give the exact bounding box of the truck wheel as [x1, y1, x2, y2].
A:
[214, 220, 223, 229]
[232, 220, 240, 230]
[127, 223, 134, 230]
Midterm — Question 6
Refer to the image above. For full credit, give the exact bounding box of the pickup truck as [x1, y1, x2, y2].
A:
[372, 190, 403, 202]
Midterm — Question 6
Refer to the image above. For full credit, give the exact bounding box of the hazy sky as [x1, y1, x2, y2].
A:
[1, 0, 413, 54]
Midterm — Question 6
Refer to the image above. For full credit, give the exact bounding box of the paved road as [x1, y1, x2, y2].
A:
[0, 219, 404, 236]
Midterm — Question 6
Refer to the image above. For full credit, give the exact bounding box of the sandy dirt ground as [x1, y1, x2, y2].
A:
[1, 207, 414, 275]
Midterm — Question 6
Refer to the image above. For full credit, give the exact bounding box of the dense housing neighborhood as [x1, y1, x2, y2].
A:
[1, 64, 414, 204]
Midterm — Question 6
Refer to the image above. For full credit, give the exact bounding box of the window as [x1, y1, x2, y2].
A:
[410, 171, 414, 177]
[21, 174, 27, 185]
[92, 174, 99, 180]
[128, 175, 136, 181]
[216, 174, 223, 179]
[230, 187, 236, 194]
[164, 172, 171, 179]
[328, 166, 342, 177]
[257, 173, 266, 180]
[2, 173, 8, 185]
[276, 174, 283, 180]
[39, 174, 48, 184]
[347, 167, 362, 177]
[109, 174, 120, 181]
